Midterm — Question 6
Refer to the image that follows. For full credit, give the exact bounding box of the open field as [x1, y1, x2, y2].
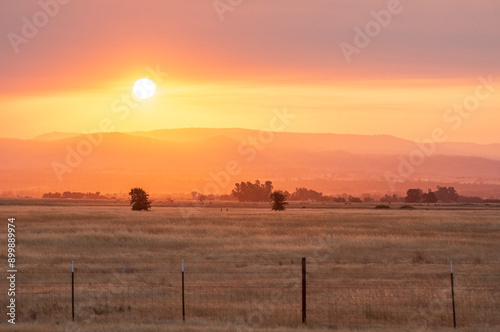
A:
[1, 199, 499, 331]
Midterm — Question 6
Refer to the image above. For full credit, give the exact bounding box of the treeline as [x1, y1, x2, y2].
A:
[39, 183, 499, 203]
[228, 181, 500, 204]
[230, 181, 372, 203]
[405, 186, 500, 203]
[231, 180, 274, 202]
[287, 187, 365, 203]
[42, 191, 111, 200]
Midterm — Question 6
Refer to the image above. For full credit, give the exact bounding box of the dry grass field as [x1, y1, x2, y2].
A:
[1, 199, 499, 331]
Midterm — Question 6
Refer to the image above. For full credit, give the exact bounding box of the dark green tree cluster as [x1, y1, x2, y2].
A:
[380, 194, 404, 203]
[231, 180, 274, 202]
[42, 191, 108, 199]
[405, 189, 423, 203]
[405, 187, 449, 203]
[348, 196, 363, 203]
[289, 187, 328, 201]
[434, 186, 459, 202]
[422, 191, 438, 203]
[286, 187, 354, 202]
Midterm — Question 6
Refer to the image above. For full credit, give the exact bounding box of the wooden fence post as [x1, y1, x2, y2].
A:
[72, 260, 75, 322]
[182, 260, 185, 322]
[450, 261, 456, 328]
[302, 257, 306, 324]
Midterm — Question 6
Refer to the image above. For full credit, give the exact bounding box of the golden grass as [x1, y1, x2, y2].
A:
[0, 200, 499, 331]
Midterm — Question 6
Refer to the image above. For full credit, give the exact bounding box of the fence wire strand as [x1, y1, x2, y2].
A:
[8, 262, 500, 328]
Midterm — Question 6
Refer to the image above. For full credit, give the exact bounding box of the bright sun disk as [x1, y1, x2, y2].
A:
[133, 78, 156, 99]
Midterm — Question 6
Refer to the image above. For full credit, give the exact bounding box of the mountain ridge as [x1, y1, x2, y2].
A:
[2, 129, 498, 197]
[26, 128, 500, 160]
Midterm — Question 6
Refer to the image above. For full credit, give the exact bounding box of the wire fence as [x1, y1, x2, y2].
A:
[9, 260, 500, 329]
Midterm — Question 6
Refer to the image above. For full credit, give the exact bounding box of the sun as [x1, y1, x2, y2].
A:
[133, 78, 156, 99]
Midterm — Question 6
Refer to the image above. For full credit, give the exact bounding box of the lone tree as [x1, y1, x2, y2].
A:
[129, 187, 151, 211]
[270, 191, 288, 211]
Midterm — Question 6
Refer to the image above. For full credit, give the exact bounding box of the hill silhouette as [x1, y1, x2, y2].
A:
[33, 128, 500, 160]
[2, 128, 500, 198]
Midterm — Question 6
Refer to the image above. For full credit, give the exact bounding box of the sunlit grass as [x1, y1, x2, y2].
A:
[1, 200, 499, 331]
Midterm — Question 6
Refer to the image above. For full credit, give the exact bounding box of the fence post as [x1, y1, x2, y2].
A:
[302, 257, 306, 324]
[182, 260, 185, 322]
[71, 260, 75, 322]
[450, 261, 456, 328]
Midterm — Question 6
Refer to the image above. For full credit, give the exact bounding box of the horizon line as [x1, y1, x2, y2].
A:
[2, 128, 499, 145]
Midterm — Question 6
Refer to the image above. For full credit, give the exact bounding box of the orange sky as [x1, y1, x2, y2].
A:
[1, 0, 499, 143]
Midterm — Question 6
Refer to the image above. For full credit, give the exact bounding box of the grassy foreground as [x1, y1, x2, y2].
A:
[0, 199, 499, 331]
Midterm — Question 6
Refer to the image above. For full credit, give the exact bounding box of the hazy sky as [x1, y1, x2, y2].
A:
[1, 0, 499, 143]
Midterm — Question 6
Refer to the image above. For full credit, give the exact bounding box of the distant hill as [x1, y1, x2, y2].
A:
[32, 131, 82, 141]
[2, 128, 500, 197]
[31, 128, 500, 160]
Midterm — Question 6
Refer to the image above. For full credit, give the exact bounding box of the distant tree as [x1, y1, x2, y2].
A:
[405, 189, 423, 203]
[61, 191, 85, 199]
[484, 199, 500, 203]
[43, 191, 109, 200]
[270, 191, 288, 211]
[380, 194, 392, 203]
[348, 196, 362, 203]
[362, 195, 374, 202]
[381, 194, 402, 203]
[290, 187, 327, 202]
[435, 186, 459, 202]
[219, 194, 234, 201]
[422, 190, 438, 203]
[85, 192, 106, 199]
[458, 196, 483, 203]
[198, 194, 206, 203]
[42, 192, 62, 199]
[129, 188, 151, 211]
[231, 180, 274, 202]
[333, 196, 346, 203]
[191, 191, 198, 200]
